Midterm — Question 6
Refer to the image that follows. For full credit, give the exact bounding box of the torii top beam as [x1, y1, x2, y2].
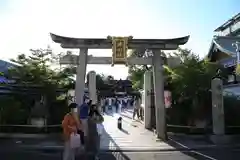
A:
[50, 33, 190, 50]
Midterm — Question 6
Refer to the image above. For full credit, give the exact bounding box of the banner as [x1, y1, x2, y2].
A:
[164, 90, 172, 108]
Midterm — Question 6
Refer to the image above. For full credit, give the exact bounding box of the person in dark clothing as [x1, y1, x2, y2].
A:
[89, 104, 101, 117]
[78, 99, 91, 146]
[133, 96, 140, 120]
[130, 98, 134, 107]
[86, 104, 104, 160]
[102, 99, 106, 113]
[88, 100, 92, 106]
[115, 98, 119, 113]
[77, 129, 85, 146]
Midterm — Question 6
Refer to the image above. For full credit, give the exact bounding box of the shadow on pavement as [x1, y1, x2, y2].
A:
[125, 110, 133, 114]
[100, 125, 131, 160]
[165, 135, 236, 160]
[0, 150, 61, 160]
[0, 139, 62, 160]
[165, 139, 207, 159]
[120, 129, 129, 135]
[105, 108, 114, 117]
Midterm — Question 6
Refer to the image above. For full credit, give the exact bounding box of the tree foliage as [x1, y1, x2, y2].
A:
[165, 48, 223, 101]
[128, 48, 223, 96]
[0, 48, 75, 126]
[128, 49, 149, 90]
[127, 48, 226, 125]
[8, 48, 75, 90]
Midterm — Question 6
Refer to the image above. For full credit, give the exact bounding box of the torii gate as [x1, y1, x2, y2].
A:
[50, 33, 189, 140]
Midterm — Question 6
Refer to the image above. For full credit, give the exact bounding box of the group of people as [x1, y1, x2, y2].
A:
[102, 97, 124, 113]
[101, 96, 138, 113]
[61, 95, 142, 160]
[101, 96, 142, 120]
[62, 99, 104, 160]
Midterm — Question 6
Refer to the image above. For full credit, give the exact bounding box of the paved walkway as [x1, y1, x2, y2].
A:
[101, 110, 174, 151]
[5, 107, 239, 153]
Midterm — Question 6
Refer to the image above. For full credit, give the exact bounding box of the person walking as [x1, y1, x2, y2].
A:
[115, 97, 119, 113]
[78, 99, 91, 146]
[132, 96, 140, 120]
[101, 98, 106, 114]
[88, 104, 104, 160]
[62, 103, 82, 160]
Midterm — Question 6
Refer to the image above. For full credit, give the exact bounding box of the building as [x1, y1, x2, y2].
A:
[0, 59, 19, 84]
[214, 13, 240, 37]
[0, 59, 19, 73]
[208, 13, 240, 70]
[207, 13, 240, 95]
[98, 79, 135, 97]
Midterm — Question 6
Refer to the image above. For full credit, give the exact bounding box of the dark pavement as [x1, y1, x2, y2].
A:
[1, 138, 240, 160]
[1, 148, 240, 160]
[1, 108, 240, 159]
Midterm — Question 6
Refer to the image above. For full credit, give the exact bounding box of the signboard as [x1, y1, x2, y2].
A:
[108, 36, 132, 65]
[164, 90, 172, 108]
[219, 57, 237, 68]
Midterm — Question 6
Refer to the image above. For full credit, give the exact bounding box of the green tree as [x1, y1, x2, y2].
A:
[128, 49, 149, 90]
[2, 48, 76, 126]
[8, 48, 74, 89]
[164, 48, 225, 125]
[127, 48, 225, 125]
[165, 48, 224, 102]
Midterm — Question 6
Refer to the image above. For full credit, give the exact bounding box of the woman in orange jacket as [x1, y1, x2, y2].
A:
[62, 103, 82, 160]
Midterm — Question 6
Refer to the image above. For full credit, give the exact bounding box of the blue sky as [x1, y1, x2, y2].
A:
[0, 0, 239, 79]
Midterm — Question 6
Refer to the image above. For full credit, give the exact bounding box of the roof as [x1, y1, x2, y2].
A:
[207, 36, 240, 59]
[0, 59, 20, 73]
[50, 33, 189, 50]
[214, 13, 240, 32]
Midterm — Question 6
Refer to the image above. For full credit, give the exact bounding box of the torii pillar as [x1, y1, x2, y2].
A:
[88, 71, 97, 105]
[75, 48, 88, 106]
[144, 71, 152, 129]
[153, 50, 166, 140]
